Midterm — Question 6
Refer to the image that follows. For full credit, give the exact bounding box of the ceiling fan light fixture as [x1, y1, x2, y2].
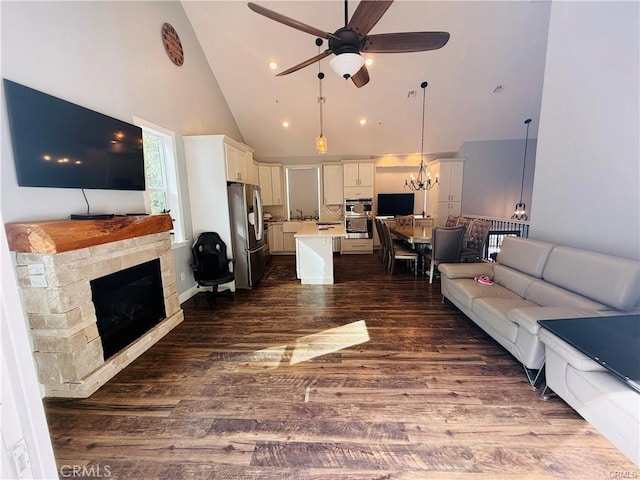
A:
[329, 53, 365, 79]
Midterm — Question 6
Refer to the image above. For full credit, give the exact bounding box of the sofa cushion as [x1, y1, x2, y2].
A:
[508, 307, 603, 335]
[493, 264, 537, 298]
[542, 246, 640, 311]
[438, 262, 494, 279]
[496, 237, 555, 278]
[539, 328, 606, 372]
[472, 297, 538, 343]
[525, 280, 609, 310]
[442, 277, 522, 310]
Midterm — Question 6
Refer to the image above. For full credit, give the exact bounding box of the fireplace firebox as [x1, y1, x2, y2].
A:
[91, 259, 166, 359]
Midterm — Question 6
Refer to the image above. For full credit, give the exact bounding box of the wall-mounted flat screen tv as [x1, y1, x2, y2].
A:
[377, 193, 415, 216]
[3, 79, 145, 190]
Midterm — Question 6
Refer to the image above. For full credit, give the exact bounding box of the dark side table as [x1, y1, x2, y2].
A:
[538, 315, 640, 393]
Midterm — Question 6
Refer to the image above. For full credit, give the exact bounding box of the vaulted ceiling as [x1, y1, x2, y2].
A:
[182, 1, 551, 162]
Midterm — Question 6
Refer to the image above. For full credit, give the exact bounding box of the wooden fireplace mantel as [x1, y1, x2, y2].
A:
[4, 214, 173, 254]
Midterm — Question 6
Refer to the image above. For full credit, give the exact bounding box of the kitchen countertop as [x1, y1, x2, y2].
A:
[294, 222, 346, 238]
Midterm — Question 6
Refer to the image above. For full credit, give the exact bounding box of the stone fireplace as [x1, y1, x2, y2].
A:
[5, 215, 183, 398]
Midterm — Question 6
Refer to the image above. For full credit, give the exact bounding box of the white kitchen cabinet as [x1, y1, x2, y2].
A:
[343, 161, 374, 198]
[322, 163, 343, 205]
[221, 137, 255, 184]
[426, 158, 464, 225]
[258, 163, 283, 205]
[183, 135, 237, 266]
[224, 143, 246, 183]
[283, 233, 297, 252]
[268, 223, 284, 253]
[246, 152, 259, 186]
[341, 238, 373, 254]
[282, 221, 305, 253]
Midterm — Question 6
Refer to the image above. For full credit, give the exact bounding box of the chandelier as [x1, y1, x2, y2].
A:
[511, 118, 532, 220]
[405, 81, 438, 191]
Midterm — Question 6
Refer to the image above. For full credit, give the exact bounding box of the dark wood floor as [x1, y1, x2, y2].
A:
[44, 254, 637, 479]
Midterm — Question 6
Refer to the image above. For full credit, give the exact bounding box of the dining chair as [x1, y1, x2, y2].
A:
[455, 216, 472, 233]
[394, 214, 415, 227]
[383, 222, 418, 275]
[374, 218, 388, 264]
[445, 215, 460, 227]
[424, 225, 467, 283]
[461, 219, 491, 262]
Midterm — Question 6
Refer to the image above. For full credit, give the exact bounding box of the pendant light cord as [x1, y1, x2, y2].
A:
[420, 81, 427, 164]
[519, 119, 532, 202]
[319, 75, 324, 137]
[318, 42, 325, 137]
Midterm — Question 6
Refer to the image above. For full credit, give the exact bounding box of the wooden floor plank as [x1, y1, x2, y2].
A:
[43, 254, 638, 479]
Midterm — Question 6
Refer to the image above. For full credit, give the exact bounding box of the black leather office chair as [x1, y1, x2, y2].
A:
[191, 232, 235, 306]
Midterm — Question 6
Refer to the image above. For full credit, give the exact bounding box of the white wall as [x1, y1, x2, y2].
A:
[374, 166, 427, 215]
[0, 2, 245, 472]
[531, 1, 639, 261]
[1, 211, 58, 479]
[1, 1, 244, 294]
[458, 139, 537, 219]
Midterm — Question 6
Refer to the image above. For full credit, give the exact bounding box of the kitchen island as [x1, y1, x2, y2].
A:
[294, 222, 346, 284]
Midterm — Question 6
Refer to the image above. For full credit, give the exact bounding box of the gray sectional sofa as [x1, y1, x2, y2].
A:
[438, 236, 640, 466]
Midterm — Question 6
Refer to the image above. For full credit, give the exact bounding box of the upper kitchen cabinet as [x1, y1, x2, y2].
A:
[343, 161, 374, 199]
[322, 163, 343, 205]
[426, 158, 465, 225]
[258, 163, 283, 205]
[223, 136, 255, 184]
[246, 152, 259, 186]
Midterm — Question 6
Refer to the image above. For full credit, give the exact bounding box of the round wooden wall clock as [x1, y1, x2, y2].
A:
[161, 23, 184, 66]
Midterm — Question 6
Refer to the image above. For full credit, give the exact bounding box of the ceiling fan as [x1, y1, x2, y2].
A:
[248, 0, 450, 88]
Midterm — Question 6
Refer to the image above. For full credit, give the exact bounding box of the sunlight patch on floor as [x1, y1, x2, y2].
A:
[290, 320, 370, 365]
[237, 320, 371, 371]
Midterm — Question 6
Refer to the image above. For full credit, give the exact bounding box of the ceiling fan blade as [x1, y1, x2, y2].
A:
[248, 2, 339, 41]
[351, 65, 370, 88]
[348, 1, 394, 37]
[276, 50, 333, 76]
[363, 32, 450, 53]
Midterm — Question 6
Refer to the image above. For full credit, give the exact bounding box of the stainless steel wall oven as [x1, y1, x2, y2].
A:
[344, 198, 373, 239]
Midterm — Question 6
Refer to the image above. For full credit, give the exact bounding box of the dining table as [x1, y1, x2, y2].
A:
[388, 224, 433, 247]
[388, 224, 433, 274]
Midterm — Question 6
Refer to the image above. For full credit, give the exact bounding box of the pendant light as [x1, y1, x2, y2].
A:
[511, 118, 532, 220]
[405, 81, 438, 191]
[315, 72, 327, 154]
[315, 39, 328, 154]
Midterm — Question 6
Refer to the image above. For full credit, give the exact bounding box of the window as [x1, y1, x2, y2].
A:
[134, 117, 185, 244]
[285, 166, 320, 220]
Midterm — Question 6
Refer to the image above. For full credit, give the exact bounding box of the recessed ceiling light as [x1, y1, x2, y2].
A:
[269, 61, 278, 71]
[365, 57, 373, 67]
[282, 121, 289, 128]
[359, 118, 367, 126]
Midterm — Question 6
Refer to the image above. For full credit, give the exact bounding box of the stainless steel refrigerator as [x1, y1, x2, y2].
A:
[227, 183, 267, 289]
